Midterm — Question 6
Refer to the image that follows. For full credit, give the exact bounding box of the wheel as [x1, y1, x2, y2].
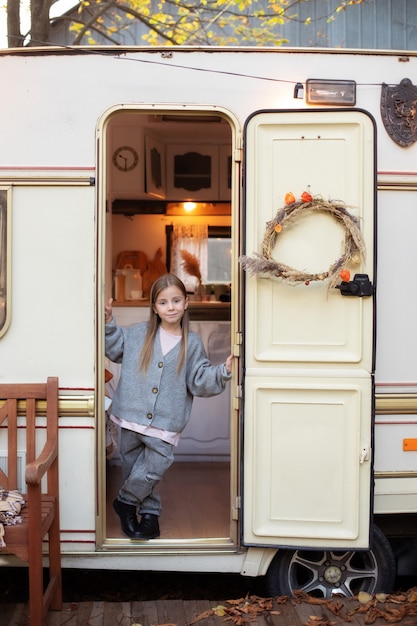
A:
[265, 526, 396, 598]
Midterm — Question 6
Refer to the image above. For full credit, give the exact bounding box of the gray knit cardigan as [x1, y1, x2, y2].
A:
[105, 321, 231, 433]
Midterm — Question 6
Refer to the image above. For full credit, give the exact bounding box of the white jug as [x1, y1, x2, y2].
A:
[124, 266, 143, 300]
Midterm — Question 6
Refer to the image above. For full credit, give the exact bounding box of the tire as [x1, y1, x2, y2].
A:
[265, 525, 396, 598]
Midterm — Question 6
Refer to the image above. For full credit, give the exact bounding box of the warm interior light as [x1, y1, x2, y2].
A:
[166, 202, 231, 216]
[183, 202, 197, 212]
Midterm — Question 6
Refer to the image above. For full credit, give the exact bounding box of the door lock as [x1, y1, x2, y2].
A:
[336, 273, 373, 297]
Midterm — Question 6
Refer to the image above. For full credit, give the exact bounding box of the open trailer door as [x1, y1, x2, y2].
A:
[242, 109, 376, 549]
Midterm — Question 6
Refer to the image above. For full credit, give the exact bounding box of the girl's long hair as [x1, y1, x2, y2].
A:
[139, 273, 190, 375]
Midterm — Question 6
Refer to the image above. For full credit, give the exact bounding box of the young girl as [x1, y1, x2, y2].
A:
[105, 273, 233, 540]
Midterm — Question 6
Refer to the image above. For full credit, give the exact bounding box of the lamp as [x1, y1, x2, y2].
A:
[305, 79, 356, 105]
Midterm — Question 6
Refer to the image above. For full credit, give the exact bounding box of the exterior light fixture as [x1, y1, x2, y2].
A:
[305, 79, 356, 105]
[293, 82, 304, 99]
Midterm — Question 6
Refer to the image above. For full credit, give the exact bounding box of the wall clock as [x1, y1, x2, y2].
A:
[112, 146, 139, 172]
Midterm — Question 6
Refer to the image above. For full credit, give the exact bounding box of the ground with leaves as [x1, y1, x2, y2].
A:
[187, 589, 417, 625]
[2, 570, 417, 625]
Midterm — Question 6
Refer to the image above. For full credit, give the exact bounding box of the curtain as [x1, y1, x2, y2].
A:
[171, 224, 208, 294]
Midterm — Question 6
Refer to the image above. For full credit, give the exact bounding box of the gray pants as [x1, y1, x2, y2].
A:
[118, 428, 174, 517]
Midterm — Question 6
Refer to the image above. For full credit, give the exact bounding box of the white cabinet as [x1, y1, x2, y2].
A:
[176, 321, 231, 460]
[166, 144, 231, 201]
[108, 129, 231, 202]
[166, 144, 218, 200]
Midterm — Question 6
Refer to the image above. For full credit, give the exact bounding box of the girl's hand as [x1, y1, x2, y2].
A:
[105, 298, 113, 324]
[225, 353, 234, 374]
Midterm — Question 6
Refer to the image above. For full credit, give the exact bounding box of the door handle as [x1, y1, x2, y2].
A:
[336, 273, 373, 297]
[359, 447, 369, 464]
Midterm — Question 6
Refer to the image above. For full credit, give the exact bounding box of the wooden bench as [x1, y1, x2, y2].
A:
[0, 377, 62, 625]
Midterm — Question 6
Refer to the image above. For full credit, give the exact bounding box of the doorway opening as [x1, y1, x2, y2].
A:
[101, 106, 238, 546]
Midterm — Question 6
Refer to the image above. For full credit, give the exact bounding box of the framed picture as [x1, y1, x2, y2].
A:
[145, 134, 166, 198]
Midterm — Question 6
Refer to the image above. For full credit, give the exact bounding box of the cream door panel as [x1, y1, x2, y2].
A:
[244, 110, 375, 370]
[243, 110, 375, 548]
[247, 278, 369, 365]
[243, 376, 372, 548]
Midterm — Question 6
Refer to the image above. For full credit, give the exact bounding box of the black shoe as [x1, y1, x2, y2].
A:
[136, 513, 160, 539]
[113, 498, 143, 538]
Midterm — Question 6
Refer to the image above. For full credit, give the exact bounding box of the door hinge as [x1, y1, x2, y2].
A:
[233, 147, 243, 163]
[233, 385, 242, 410]
[233, 397, 241, 411]
[233, 332, 242, 357]
[232, 496, 241, 520]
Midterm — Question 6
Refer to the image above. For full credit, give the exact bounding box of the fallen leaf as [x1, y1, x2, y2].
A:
[376, 593, 388, 603]
[327, 599, 347, 618]
[358, 591, 374, 604]
[305, 617, 335, 626]
[188, 609, 213, 624]
[407, 588, 417, 602]
[275, 595, 289, 604]
[305, 596, 329, 605]
[227, 597, 246, 605]
[212, 605, 227, 616]
[387, 593, 406, 603]
[364, 606, 379, 624]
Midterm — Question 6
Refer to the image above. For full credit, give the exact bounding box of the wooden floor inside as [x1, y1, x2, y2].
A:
[106, 461, 231, 539]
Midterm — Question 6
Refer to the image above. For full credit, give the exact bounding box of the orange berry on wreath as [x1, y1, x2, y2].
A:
[274, 224, 282, 233]
[285, 192, 296, 205]
[340, 269, 351, 282]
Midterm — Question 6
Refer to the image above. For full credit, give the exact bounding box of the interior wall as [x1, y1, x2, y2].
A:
[112, 213, 232, 270]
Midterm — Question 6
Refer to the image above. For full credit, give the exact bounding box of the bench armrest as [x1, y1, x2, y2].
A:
[25, 440, 58, 486]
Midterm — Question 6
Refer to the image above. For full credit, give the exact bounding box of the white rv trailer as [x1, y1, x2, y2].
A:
[0, 46, 416, 597]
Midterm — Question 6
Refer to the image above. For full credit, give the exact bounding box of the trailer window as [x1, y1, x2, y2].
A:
[0, 189, 10, 337]
[165, 224, 231, 291]
[207, 227, 231, 285]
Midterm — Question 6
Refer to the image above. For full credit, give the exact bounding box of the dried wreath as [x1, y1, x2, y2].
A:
[239, 196, 366, 288]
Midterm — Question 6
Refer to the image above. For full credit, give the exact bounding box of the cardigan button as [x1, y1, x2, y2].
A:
[158, 361, 163, 368]
[147, 413, 153, 419]
[152, 387, 158, 394]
